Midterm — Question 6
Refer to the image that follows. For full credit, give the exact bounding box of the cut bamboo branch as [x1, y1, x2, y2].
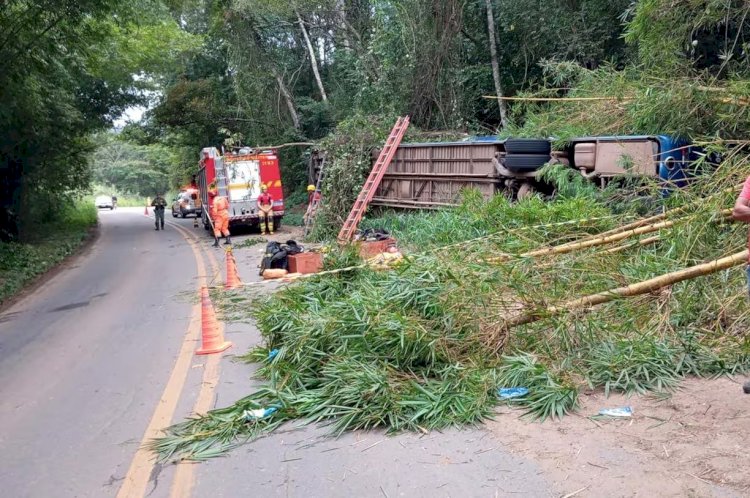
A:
[504, 249, 749, 329]
[487, 219, 675, 262]
[554, 208, 733, 251]
[486, 210, 732, 263]
[604, 235, 661, 255]
[553, 184, 742, 251]
[482, 96, 634, 102]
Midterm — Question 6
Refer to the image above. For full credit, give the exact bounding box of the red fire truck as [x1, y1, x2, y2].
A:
[197, 147, 285, 233]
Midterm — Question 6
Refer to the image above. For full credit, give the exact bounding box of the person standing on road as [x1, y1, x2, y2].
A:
[732, 177, 750, 297]
[257, 184, 274, 235]
[111, 195, 117, 209]
[151, 193, 167, 230]
[209, 182, 231, 247]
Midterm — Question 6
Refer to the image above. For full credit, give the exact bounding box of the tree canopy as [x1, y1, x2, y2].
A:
[5, 0, 750, 239]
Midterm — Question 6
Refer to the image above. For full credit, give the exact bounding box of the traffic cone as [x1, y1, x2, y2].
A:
[144, 205, 149, 215]
[196, 286, 232, 355]
[224, 249, 242, 290]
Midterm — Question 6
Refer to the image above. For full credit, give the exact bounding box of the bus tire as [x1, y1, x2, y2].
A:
[504, 154, 551, 172]
[505, 139, 551, 155]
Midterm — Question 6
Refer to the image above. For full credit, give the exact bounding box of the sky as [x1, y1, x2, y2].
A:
[113, 105, 146, 129]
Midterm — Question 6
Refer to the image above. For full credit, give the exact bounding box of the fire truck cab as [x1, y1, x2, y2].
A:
[197, 147, 285, 233]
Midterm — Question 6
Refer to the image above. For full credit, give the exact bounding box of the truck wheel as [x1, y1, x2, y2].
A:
[172, 211, 178, 218]
[504, 154, 551, 172]
[505, 139, 551, 155]
[273, 217, 282, 230]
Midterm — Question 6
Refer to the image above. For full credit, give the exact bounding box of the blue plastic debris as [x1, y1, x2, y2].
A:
[598, 406, 633, 418]
[498, 387, 530, 399]
[243, 406, 278, 421]
[268, 349, 279, 360]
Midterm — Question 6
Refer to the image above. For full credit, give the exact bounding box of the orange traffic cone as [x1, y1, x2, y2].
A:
[144, 205, 149, 215]
[196, 286, 232, 355]
[225, 249, 242, 290]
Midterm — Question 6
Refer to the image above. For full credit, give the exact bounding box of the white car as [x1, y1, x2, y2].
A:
[95, 195, 114, 210]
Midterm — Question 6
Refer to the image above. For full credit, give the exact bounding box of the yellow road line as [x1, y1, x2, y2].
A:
[116, 220, 214, 498]
[166, 221, 224, 498]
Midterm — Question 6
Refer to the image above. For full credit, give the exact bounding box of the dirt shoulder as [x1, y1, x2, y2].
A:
[488, 377, 750, 497]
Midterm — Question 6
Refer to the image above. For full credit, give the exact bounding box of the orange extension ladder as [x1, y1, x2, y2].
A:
[337, 116, 410, 243]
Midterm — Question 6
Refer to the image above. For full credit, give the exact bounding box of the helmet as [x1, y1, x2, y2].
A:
[307, 184, 316, 192]
[260, 185, 268, 192]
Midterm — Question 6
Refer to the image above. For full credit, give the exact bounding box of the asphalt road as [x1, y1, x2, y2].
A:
[0, 208, 215, 498]
[0, 208, 552, 498]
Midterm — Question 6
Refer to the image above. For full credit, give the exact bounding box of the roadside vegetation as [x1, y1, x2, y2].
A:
[151, 155, 750, 460]
[0, 201, 97, 305]
[147, 0, 750, 461]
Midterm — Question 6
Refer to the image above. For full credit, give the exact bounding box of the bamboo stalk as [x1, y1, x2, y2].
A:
[482, 95, 634, 102]
[504, 249, 749, 329]
[553, 184, 742, 251]
[604, 235, 661, 254]
[487, 209, 732, 263]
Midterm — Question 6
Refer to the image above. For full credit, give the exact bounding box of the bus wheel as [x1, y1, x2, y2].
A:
[517, 183, 536, 200]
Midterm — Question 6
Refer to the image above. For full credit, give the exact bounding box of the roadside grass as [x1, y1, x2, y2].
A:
[0, 200, 97, 305]
[150, 155, 750, 461]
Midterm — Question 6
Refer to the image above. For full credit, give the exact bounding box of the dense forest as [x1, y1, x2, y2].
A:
[3, 0, 750, 239]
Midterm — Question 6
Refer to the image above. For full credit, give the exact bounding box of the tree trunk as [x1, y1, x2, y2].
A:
[296, 9, 328, 102]
[272, 67, 301, 131]
[484, 0, 508, 128]
[335, 0, 352, 51]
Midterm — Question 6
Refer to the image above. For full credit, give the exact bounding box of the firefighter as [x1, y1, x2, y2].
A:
[209, 182, 231, 247]
[257, 184, 274, 235]
[304, 185, 321, 225]
[151, 192, 167, 230]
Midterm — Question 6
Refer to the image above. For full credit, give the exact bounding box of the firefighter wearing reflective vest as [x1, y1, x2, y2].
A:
[208, 182, 231, 247]
[257, 185, 274, 235]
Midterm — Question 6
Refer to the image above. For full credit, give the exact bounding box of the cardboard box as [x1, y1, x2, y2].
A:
[357, 238, 397, 259]
[288, 252, 323, 274]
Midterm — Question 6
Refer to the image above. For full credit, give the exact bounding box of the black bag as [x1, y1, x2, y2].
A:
[259, 241, 288, 275]
[285, 240, 304, 255]
[259, 240, 305, 275]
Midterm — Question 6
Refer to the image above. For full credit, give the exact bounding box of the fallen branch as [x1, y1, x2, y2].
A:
[604, 235, 661, 254]
[482, 95, 633, 102]
[487, 209, 732, 263]
[503, 249, 748, 329]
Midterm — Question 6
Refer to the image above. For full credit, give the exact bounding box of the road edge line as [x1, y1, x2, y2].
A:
[115, 221, 209, 498]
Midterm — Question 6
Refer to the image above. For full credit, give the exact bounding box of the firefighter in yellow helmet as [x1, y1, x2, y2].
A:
[304, 184, 321, 225]
[257, 184, 274, 235]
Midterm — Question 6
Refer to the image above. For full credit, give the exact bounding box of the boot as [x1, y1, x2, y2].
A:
[161, 223, 165, 230]
[155, 224, 159, 231]
[212, 236, 220, 247]
[224, 236, 232, 245]
[268, 222, 274, 235]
